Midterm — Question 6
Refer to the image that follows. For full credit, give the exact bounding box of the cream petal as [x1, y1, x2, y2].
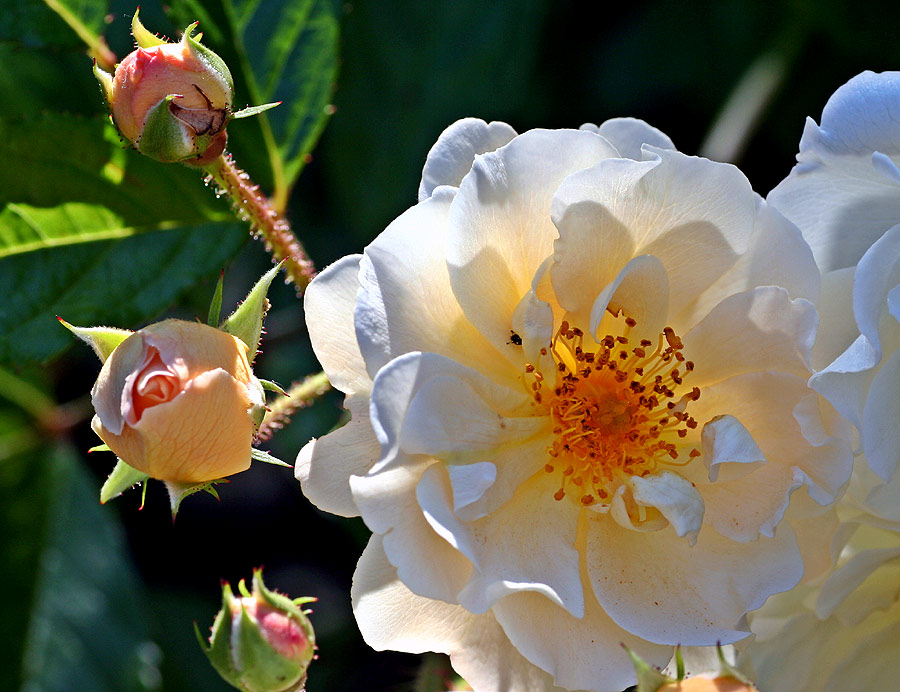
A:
[304, 254, 370, 396]
[815, 545, 900, 619]
[352, 455, 474, 603]
[629, 471, 705, 545]
[355, 189, 517, 381]
[352, 535, 578, 692]
[447, 128, 619, 352]
[586, 515, 803, 645]
[492, 589, 671, 692]
[824, 619, 900, 692]
[768, 71, 900, 272]
[700, 414, 766, 483]
[812, 267, 857, 370]
[295, 393, 379, 518]
[91, 331, 146, 435]
[690, 373, 851, 540]
[810, 334, 879, 430]
[351, 534, 473, 652]
[862, 348, 900, 481]
[369, 351, 535, 473]
[589, 117, 676, 160]
[683, 286, 816, 387]
[452, 469, 584, 617]
[418, 118, 517, 201]
[852, 222, 900, 353]
[588, 254, 670, 344]
[673, 201, 819, 332]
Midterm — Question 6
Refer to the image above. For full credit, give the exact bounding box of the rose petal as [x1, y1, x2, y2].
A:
[580, 117, 676, 160]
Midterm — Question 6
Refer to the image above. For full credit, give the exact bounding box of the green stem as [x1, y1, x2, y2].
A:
[256, 372, 331, 442]
[0, 367, 91, 434]
[203, 153, 316, 292]
[41, 0, 117, 70]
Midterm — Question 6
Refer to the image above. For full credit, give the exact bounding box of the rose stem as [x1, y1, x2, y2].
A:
[202, 153, 316, 293]
[255, 371, 332, 442]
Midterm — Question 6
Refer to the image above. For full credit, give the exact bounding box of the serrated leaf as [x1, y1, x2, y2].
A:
[100, 458, 149, 503]
[250, 447, 290, 467]
[168, 0, 339, 199]
[221, 262, 281, 360]
[8, 444, 159, 692]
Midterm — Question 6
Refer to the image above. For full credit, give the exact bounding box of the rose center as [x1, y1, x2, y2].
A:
[130, 348, 185, 422]
[525, 315, 701, 507]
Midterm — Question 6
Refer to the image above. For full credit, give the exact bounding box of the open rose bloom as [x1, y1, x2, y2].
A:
[297, 119, 853, 691]
[92, 319, 263, 483]
[739, 71, 900, 692]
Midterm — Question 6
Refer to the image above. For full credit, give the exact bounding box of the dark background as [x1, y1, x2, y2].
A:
[4, 0, 900, 690]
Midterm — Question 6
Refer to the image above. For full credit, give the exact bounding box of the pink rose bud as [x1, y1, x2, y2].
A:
[199, 569, 316, 692]
[93, 10, 233, 164]
[90, 319, 265, 484]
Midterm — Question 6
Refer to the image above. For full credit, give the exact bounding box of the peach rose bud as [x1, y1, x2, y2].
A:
[198, 569, 316, 692]
[93, 9, 233, 164]
[90, 319, 265, 484]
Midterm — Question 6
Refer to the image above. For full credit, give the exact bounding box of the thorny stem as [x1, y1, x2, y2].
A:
[203, 153, 316, 292]
[256, 371, 331, 442]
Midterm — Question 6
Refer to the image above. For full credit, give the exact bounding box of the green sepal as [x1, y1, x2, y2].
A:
[221, 262, 283, 362]
[231, 102, 282, 120]
[164, 479, 225, 518]
[92, 61, 114, 103]
[132, 8, 167, 48]
[88, 443, 112, 453]
[197, 582, 241, 687]
[250, 448, 291, 468]
[208, 271, 225, 327]
[716, 643, 753, 685]
[183, 23, 235, 100]
[236, 602, 307, 692]
[623, 644, 673, 692]
[100, 458, 149, 504]
[139, 94, 195, 162]
[59, 318, 133, 363]
[259, 379, 288, 396]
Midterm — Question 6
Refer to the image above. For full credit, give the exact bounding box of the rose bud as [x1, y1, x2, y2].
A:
[90, 319, 265, 484]
[93, 9, 233, 164]
[198, 569, 316, 692]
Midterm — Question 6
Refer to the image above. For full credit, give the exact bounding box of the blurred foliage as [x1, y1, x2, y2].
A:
[3, 0, 900, 690]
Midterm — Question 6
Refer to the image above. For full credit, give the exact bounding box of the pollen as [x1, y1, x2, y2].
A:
[525, 314, 702, 506]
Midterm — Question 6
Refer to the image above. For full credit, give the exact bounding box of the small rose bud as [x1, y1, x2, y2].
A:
[198, 569, 316, 692]
[90, 319, 265, 484]
[94, 9, 233, 164]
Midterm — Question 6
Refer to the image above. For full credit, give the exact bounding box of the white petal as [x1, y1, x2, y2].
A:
[594, 117, 676, 160]
[815, 546, 900, 619]
[684, 286, 816, 387]
[768, 71, 900, 272]
[355, 190, 517, 381]
[352, 455, 473, 603]
[493, 590, 671, 692]
[862, 348, 900, 481]
[418, 119, 517, 201]
[586, 515, 803, 645]
[812, 266, 857, 370]
[447, 128, 619, 352]
[852, 222, 900, 352]
[810, 334, 879, 430]
[588, 254, 669, 344]
[630, 471, 705, 545]
[700, 414, 766, 483]
[455, 470, 584, 617]
[304, 254, 370, 395]
[295, 393, 379, 517]
[824, 619, 900, 692]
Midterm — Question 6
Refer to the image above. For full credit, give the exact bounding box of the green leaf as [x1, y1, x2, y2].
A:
[207, 271, 225, 327]
[99, 458, 149, 504]
[168, 0, 339, 201]
[0, 113, 248, 364]
[220, 262, 282, 360]
[1, 444, 160, 692]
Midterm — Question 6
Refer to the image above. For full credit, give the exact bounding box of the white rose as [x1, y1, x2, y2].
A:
[298, 118, 852, 692]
